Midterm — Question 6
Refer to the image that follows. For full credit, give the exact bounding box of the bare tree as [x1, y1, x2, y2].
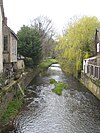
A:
[31, 16, 55, 58]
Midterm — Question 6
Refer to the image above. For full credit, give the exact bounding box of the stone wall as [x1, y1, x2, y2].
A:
[81, 71, 100, 100]
[0, 69, 39, 119]
[18, 69, 40, 88]
[17, 60, 25, 70]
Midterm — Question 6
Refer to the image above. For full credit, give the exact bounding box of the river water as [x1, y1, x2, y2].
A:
[2, 64, 100, 133]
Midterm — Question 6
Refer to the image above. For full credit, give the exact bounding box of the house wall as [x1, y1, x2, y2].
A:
[17, 60, 25, 70]
[3, 24, 10, 63]
[3, 25, 17, 63]
[10, 34, 17, 62]
[3, 52, 9, 63]
[81, 71, 100, 100]
[0, 6, 3, 73]
[97, 56, 100, 66]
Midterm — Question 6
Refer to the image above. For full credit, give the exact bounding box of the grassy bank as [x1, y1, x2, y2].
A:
[0, 96, 24, 125]
[39, 58, 58, 69]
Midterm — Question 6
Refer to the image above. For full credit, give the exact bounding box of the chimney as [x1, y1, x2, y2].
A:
[4, 17, 7, 25]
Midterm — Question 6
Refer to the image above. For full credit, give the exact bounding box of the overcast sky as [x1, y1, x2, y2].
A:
[3, 0, 100, 34]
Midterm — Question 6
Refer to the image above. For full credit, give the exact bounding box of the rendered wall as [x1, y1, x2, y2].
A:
[81, 71, 100, 100]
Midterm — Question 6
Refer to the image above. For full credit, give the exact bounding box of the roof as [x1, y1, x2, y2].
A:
[3, 23, 18, 40]
[7, 25, 18, 40]
[1, 0, 18, 40]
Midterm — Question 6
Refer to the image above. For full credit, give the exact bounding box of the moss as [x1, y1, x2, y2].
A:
[50, 79, 57, 84]
[52, 82, 65, 95]
[50, 79, 68, 96]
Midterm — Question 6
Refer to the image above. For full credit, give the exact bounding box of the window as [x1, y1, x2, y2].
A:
[4, 35, 8, 51]
[97, 43, 100, 53]
[12, 35, 17, 55]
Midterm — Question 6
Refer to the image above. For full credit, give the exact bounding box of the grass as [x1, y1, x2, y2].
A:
[0, 97, 24, 124]
[39, 58, 58, 69]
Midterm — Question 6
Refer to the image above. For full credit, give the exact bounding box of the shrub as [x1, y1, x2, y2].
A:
[24, 57, 34, 68]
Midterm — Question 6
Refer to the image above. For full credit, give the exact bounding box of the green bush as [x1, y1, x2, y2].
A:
[24, 57, 34, 68]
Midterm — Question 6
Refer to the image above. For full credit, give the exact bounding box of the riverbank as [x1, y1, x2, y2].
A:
[0, 58, 57, 132]
[81, 71, 100, 100]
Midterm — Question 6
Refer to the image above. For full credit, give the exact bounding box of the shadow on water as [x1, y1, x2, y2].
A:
[1, 64, 100, 133]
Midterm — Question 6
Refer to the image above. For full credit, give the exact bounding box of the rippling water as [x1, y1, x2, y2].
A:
[3, 64, 100, 133]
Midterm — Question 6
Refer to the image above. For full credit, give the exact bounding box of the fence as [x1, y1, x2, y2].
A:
[87, 64, 100, 79]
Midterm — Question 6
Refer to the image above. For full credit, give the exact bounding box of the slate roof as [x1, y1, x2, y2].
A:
[7, 25, 18, 40]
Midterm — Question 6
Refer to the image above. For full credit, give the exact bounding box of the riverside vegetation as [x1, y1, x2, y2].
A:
[0, 95, 24, 125]
[0, 58, 57, 127]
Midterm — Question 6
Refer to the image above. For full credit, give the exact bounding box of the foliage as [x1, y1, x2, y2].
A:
[33, 16, 55, 38]
[56, 16, 100, 78]
[17, 25, 42, 66]
[24, 57, 34, 68]
[31, 16, 56, 58]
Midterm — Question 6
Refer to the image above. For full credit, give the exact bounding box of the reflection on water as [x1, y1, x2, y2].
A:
[3, 64, 100, 133]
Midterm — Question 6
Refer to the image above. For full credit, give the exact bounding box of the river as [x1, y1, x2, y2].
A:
[2, 64, 100, 133]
